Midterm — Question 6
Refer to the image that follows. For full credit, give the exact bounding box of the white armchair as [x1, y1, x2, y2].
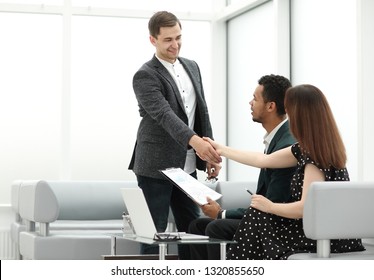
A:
[289, 181, 374, 259]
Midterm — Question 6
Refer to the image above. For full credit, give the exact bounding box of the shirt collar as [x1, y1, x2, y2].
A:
[155, 55, 180, 69]
[263, 118, 288, 152]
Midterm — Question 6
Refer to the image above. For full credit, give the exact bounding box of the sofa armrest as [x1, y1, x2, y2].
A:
[11, 180, 23, 222]
[19, 180, 60, 224]
[303, 181, 374, 257]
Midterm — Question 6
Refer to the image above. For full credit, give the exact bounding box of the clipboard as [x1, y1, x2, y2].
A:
[160, 167, 222, 205]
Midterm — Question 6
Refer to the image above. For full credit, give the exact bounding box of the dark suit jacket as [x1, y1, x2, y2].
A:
[129, 55, 213, 179]
[225, 121, 296, 219]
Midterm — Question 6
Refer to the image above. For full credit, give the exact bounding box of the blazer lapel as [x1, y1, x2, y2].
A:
[267, 121, 289, 154]
[179, 58, 201, 98]
[150, 55, 186, 113]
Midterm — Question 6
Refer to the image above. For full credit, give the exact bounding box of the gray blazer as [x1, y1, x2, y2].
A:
[128, 55, 213, 179]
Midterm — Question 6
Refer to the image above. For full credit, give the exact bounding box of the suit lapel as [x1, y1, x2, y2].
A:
[179, 57, 207, 124]
[150, 55, 186, 112]
[267, 121, 289, 154]
[179, 58, 202, 101]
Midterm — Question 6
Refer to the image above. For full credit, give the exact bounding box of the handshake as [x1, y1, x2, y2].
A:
[189, 135, 223, 179]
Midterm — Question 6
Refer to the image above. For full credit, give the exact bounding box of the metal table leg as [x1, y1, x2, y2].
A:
[159, 243, 167, 260]
[220, 242, 227, 260]
[111, 235, 116, 255]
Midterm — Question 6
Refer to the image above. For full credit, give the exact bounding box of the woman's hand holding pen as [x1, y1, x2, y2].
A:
[250, 194, 273, 214]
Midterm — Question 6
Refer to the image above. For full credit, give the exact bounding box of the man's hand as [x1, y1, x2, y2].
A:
[201, 197, 222, 219]
[203, 137, 222, 154]
[189, 135, 222, 164]
[206, 163, 221, 179]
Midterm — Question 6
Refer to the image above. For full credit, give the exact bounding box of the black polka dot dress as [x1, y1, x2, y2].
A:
[226, 143, 365, 260]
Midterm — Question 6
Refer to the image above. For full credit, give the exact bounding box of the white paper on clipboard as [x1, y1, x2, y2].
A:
[160, 167, 222, 205]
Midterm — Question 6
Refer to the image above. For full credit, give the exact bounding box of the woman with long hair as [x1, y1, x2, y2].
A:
[205, 84, 364, 259]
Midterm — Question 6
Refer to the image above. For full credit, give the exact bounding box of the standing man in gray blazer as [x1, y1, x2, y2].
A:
[128, 11, 221, 259]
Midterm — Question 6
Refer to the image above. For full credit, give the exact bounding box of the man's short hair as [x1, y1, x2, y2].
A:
[258, 74, 291, 116]
[148, 11, 182, 38]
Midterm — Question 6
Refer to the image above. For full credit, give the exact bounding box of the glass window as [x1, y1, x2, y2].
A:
[291, 0, 358, 179]
[0, 12, 62, 203]
[227, 1, 275, 181]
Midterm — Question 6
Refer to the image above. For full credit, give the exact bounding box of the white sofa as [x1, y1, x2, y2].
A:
[15, 180, 219, 260]
[14, 179, 250, 260]
[17, 180, 374, 260]
[10, 180, 25, 259]
[17, 180, 142, 260]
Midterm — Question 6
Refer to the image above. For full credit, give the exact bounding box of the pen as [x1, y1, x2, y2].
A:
[245, 188, 253, 195]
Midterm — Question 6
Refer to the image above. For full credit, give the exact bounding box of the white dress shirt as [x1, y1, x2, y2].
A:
[157, 56, 197, 174]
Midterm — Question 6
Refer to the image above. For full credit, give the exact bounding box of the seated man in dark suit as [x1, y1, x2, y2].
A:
[188, 74, 296, 259]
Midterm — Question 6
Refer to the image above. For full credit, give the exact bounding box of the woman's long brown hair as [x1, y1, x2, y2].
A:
[285, 84, 346, 169]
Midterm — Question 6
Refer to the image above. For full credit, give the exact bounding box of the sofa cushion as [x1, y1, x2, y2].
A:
[19, 230, 140, 260]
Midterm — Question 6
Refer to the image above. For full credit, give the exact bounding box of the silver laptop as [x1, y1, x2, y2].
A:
[120, 187, 209, 240]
